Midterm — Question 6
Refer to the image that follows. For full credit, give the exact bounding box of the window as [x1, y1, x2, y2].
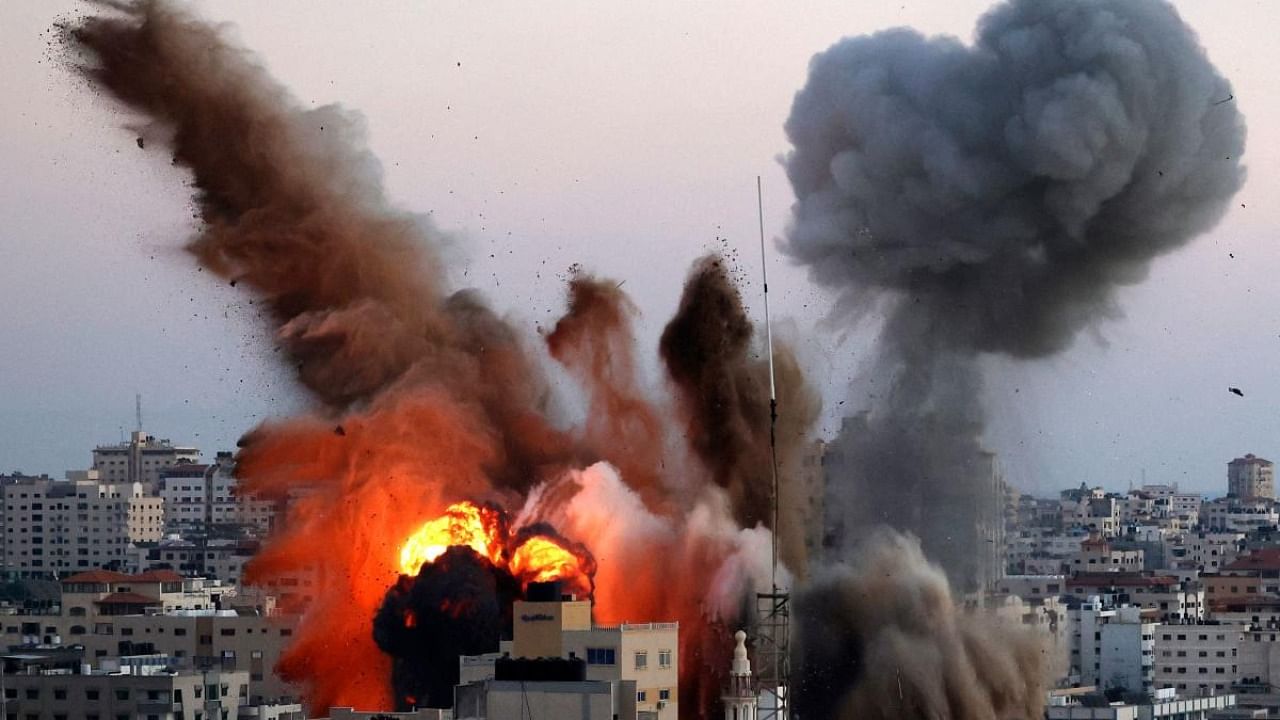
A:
[115, 689, 129, 700]
[635, 652, 648, 670]
[53, 689, 66, 700]
[220, 628, 235, 636]
[24, 690, 37, 700]
[659, 689, 671, 701]
[586, 647, 616, 665]
[659, 650, 672, 668]
[175, 627, 187, 636]
[637, 691, 647, 702]
[87, 689, 100, 700]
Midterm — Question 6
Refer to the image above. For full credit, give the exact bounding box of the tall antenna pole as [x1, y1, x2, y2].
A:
[135, 393, 143, 433]
[754, 176, 790, 720]
[757, 175, 779, 591]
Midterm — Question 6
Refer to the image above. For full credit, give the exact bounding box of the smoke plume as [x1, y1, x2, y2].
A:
[660, 256, 821, 576]
[71, 3, 805, 717]
[374, 547, 522, 710]
[789, 0, 1245, 580]
[787, 0, 1244, 715]
[793, 533, 1045, 719]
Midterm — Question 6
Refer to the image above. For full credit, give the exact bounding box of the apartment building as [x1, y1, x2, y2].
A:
[1068, 536, 1144, 575]
[1, 477, 164, 579]
[1067, 573, 1204, 622]
[159, 452, 275, 535]
[495, 585, 678, 720]
[1, 649, 248, 720]
[0, 571, 298, 704]
[1153, 623, 1243, 696]
[127, 538, 258, 585]
[1229, 455, 1276, 501]
[93, 431, 200, 490]
[1068, 600, 1157, 694]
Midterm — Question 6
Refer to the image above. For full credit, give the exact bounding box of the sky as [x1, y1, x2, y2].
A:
[0, 0, 1277, 497]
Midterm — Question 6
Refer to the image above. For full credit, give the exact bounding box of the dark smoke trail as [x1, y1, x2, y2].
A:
[785, 0, 1244, 715]
[659, 255, 821, 578]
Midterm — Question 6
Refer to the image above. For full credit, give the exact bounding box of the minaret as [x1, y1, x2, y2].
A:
[723, 630, 758, 720]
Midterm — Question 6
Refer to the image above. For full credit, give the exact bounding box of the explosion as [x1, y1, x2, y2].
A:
[396, 501, 594, 599]
[68, 4, 801, 716]
[376, 503, 594, 709]
[66, 0, 1245, 718]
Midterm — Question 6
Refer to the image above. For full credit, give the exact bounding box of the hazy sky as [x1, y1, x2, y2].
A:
[1, 0, 1278, 497]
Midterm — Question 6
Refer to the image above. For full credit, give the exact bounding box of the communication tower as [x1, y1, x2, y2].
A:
[752, 176, 790, 720]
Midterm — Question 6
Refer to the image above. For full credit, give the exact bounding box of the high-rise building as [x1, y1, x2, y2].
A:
[0, 476, 164, 579]
[159, 452, 275, 534]
[93, 430, 200, 490]
[1228, 454, 1275, 501]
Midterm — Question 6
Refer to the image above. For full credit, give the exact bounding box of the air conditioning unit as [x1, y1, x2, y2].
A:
[657, 700, 667, 709]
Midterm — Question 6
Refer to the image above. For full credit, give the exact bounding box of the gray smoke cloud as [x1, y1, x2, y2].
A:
[785, 0, 1245, 716]
[793, 532, 1045, 720]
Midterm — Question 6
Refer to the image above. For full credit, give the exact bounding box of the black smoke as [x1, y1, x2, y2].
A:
[373, 547, 521, 710]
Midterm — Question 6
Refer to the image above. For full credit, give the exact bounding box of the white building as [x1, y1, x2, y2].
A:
[1069, 600, 1156, 693]
[722, 630, 758, 720]
[1153, 623, 1243, 696]
[1201, 500, 1278, 534]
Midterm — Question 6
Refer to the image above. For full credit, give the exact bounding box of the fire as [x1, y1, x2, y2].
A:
[398, 503, 504, 576]
[396, 501, 592, 596]
[509, 536, 583, 585]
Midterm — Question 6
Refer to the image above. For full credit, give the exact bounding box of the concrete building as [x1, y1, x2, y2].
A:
[1153, 623, 1244, 697]
[0, 649, 249, 720]
[1168, 532, 1245, 575]
[1046, 687, 1236, 719]
[127, 537, 258, 585]
[1069, 600, 1156, 693]
[0, 572, 297, 704]
[1, 476, 164, 579]
[485, 584, 677, 720]
[1201, 500, 1279, 534]
[1229, 455, 1275, 502]
[1070, 536, 1145, 575]
[93, 431, 200, 490]
[1067, 574, 1204, 622]
[1203, 548, 1280, 612]
[159, 452, 275, 535]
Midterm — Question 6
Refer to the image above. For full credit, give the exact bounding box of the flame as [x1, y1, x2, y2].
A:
[398, 502, 505, 576]
[396, 501, 592, 599]
[509, 536, 584, 585]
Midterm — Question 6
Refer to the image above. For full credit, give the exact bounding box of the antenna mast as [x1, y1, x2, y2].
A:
[753, 176, 790, 720]
[135, 393, 143, 433]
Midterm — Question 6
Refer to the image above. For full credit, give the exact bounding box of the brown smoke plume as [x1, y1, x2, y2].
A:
[71, 3, 801, 717]
[660, 256, 820, 576]
[793, 532, 1047, 719]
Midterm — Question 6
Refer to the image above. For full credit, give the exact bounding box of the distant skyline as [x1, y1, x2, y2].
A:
[2, 0, 1279, 495]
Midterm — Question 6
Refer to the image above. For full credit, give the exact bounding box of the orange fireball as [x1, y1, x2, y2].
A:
[398, 502, 505, 576]
[396, 501, 593, 599]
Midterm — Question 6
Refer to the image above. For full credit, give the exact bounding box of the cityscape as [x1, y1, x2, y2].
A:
[8, 428, 1280, 719]
[3, 0, 1277, 718]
